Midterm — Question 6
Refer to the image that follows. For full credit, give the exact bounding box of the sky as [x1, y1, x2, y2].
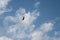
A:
[0, 0, 60, 40]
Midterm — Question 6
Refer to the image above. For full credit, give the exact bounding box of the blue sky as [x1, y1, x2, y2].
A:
[0, 0, 60, 40]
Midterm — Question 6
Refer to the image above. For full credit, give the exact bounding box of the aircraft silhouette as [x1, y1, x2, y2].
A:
[22, 16, 25, 20]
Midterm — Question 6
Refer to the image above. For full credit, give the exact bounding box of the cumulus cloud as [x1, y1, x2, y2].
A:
[0, 0, 10, 8]
[3, 7, 39, 40]
[16, 8, 26, 15]
[3, 16, 17, 27]
[7, 25, 17, 34]
[31, 31, 50, 40]
[40, 22, 54, 32]
[0, 36, 13, 40]
[30, 22, 60, 40]
[31, 29, 60, 40]
[1, 1, 60, 40]
[0, 0, 12, 15]
[31, 31, 43, 40]
[2, 5, 60, 40]
[16, 32, 30, 38]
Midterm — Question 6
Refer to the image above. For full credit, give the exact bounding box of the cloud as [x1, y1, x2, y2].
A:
[0, 0, 10, 8]
[1, 1, 60, 40]
[34, 2, 40, 8]
[7, 25, 17, 34]
[30, 22, 60, 40]
[31, 31, 43, 40]
[3, 7, 60, 40]
[3, 8, 39, 40]
[16, 32, 29, 38]
[3, 16, 17, 27]
[0, 36, 13, 40]
[16, 8, 39, 26]
[40, 22, 54, 32]
[31, 29, 60, 40]
[0, 0, 12, 15]
[16, 8, 26, 15]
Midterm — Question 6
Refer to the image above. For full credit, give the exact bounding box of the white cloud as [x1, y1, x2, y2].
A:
[4, 7, 60, 40]
[3, 16, 17, 27]
[2, 1, 60, 40]
[3, 8, 39, 40]
[31, 30, 60, 40]
[0, 0, 12, 15]
[0, 36, 13, 40]
[16, 8, 39, 26]
[16, 8, 26, 15]
[14, 7, 39, 28]
[2, 7, 60, 40]
[7, 25, 17, 34]
[40, 22, 54, 32]
[30, 30, 50, 40]
[30, 22, 60, 40]
[22, 12, 36, 26]
[16, 32, 29, 38]
[31, 31, 43, 40]
[34, 2, 40, 8]
[0, 0, 10, 8]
